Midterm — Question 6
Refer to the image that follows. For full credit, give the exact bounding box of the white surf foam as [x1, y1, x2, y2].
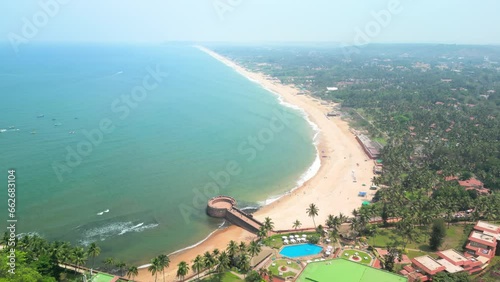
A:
[160, 221, 226, 260]
[80, 221, 158, 246]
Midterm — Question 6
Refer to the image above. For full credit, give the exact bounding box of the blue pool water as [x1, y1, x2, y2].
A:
[279, 243, 323, 258]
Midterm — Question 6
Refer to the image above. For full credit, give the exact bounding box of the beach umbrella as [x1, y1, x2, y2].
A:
[289, 235, 294, 239]
[302, 234, 307, 238]
[295, 235, 300, 238]
[282, 236, 287, 239]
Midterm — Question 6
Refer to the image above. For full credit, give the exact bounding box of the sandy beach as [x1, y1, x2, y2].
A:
[135, 47, 374, 282]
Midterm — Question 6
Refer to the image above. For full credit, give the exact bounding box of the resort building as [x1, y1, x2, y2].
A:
[401, 221, 500, 281]
[355, 134, 383, 159]
[465, 221, 500, 260]
[410, 255, 445, 277]
[436, 249, 484, 274]
[444, 176, 491, 195]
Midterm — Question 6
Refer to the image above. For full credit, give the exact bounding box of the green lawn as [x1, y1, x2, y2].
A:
[296, 259, 406, 282]
[268, 259, 301, 278]
[340, 250, 372, 265]
[373, 137, 387, 146]
[370, 225, 466, 252]
[90, 273, 116, 282]
[200, 272, 243, 282]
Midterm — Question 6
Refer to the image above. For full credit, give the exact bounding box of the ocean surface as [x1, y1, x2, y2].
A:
[0, 44, 317, 265]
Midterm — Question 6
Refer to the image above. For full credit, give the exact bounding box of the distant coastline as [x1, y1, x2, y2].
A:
[135, 46, 375, 281]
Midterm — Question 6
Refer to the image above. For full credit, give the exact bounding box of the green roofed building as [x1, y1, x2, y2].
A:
[296, 259, 407, 282]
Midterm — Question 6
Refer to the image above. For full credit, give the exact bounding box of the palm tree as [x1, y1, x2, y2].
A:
[212, 248, 220, 260]
[238, 241, 247, 256]
[148, 257, 160, 282]
[203, 251, 216, 272]
[57, 242, 72, 271]
[127, 266, 138, 281]
[72, 247, 87, 275]
[248, 240, 261, 262]
[177, 261, 190, 281]
[263, 217, 274, 233]
[238, 254, 251, 275]
[257, 226, 268, 241]
[258, 267, 267, 278]
[316, 225, 325, 238]
[292, 219, 302, 230]
[306, 203, 319, 228]
[226, 240, 238, 261]
[338, 212, 348, 224]
[192, 255, 204, 280]
[87, 242, 101, 269]
[216, 251, 231, 273]
[325, 214, 335, 229]
[328, 229, 340, 243]
[157, 254, 170, 282]
[103, 257, 115, 271]
[115, 260, 127, 277]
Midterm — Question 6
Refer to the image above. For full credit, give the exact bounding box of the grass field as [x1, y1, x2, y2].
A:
[200, 272, 242, 282]
[91, 273, 116, 282]
[340, 250, 372, 265]
[268, 259, 301, 278]
[296, 259, 407, 282]
[370, 225, 467, 252]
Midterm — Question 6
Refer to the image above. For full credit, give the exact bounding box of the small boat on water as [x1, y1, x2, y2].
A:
[37, 114, 45, 118]
[31, 130, 37, 134]
[8, 126, 15, 129]
[69, 131, 76, 134]
[54, 122, 62, 127]
[0, 129, 6, 133]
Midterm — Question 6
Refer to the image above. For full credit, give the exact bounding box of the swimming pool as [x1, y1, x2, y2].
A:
[279, 243, 323, 258]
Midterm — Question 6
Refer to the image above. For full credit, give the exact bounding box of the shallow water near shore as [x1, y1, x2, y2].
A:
[0, 44, 316, 265]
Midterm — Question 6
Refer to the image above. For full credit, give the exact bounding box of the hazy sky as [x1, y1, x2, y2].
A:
[1, 0, 499, 45]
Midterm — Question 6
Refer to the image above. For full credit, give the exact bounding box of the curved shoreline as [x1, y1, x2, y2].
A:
[135, 47, 375, 281]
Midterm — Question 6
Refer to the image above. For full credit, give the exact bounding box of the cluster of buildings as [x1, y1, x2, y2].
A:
[400, 221, 500, 281]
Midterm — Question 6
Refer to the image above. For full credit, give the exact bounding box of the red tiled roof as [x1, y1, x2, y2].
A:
[458, 178, 483, 188]
[445, 176, 458, 181]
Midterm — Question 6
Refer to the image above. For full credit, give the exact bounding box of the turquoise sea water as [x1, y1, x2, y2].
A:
[0, 44, 317, 265]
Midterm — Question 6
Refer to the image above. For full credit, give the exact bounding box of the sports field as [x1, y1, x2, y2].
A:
[296, 259, 407, 282]
[91, 273, 116, 282]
